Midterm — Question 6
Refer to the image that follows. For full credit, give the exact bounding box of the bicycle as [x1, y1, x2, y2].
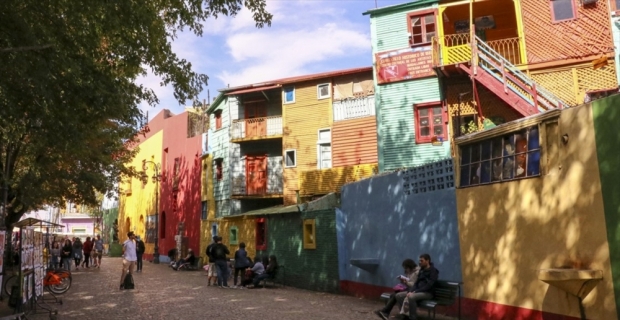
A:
[4, 268, 72, 296]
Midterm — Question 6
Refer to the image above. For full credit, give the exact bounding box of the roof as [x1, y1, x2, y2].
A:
[242, 204, 300, 217]
[14, 218, 64, 228]
[218, 66, 373, 94]
[363, 0, 437, 16]
[206, 92, 226, 114]
[226, 84, 281, 96]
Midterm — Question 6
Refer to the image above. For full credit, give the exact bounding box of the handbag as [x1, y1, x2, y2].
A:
[392, 283, 407, 292]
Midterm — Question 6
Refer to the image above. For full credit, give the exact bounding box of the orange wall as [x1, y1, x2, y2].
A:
[332, 116, 378, 167]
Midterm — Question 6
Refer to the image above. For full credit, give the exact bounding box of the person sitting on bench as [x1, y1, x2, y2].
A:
[173, 249, 196, 270]
[395, 253, 438, 320]
[251, 255, 278, 287]
[374, 258, 420, 319]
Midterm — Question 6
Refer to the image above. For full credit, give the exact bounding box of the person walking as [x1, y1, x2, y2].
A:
[93, 235, 104, 268]
[135, 235, 145, 272]
[120, 231, 137, 290]
[81, 237, 93, 268]
[213, 236, 230, 288]
[50, 242, 61, 269]
[72, 238, 83, 270]
[61, 239, 73, 271]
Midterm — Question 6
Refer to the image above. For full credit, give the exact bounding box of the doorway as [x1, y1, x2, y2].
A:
[246, 155, 267, 195]
[245, 102, 267, 138]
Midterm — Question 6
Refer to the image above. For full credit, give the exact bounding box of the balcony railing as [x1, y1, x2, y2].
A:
[432, 34, 523, 67]
[231, 115, 282, 140]
[333, 96, 375, 121]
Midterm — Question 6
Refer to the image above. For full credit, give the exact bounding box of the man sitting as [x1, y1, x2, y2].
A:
[173, 249, 196, 270]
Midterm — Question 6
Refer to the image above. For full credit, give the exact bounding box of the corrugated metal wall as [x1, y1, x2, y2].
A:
[209, 96, 231, 203]
[373, 4, 438, 53]
[299, 164, 377, 196]
[376, 79, 450, 171]
[283, 80, 333, 205]
[332, 116, 378, 167]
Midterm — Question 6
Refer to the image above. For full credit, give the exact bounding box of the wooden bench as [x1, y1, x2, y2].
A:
[380, 280, 462, 319]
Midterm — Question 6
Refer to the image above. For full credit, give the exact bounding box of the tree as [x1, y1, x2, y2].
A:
[0, 0, 272, 228]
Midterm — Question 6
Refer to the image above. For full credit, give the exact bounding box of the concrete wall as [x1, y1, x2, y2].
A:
[455, 103, 617, 319]
[339, 167, 461, 299]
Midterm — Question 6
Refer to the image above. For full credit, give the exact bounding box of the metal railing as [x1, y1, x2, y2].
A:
[231, 115, 282, 140]
[432, 34, 523, 66]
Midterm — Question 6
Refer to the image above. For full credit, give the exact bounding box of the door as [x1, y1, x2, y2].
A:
[245, 102, 267, 138]
[246, 155, 267, 195]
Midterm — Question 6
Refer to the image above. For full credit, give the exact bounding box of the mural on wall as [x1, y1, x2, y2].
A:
[145, 215, 157, 243]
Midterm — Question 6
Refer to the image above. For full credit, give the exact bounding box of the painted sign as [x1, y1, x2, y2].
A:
[375, 46, 434, 84]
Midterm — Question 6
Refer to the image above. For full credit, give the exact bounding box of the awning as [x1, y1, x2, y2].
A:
[13, 218, 64, 229]
[226, 84, 281, 95]
[243, 204, 300, 217]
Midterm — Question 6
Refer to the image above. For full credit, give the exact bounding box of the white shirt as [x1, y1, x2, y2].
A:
[123, 239, 137, 261]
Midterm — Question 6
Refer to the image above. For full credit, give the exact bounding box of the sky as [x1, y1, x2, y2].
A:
[137, 0, 407, 120]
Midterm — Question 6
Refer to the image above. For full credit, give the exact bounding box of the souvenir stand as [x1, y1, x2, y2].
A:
[12, 218, 64, 319]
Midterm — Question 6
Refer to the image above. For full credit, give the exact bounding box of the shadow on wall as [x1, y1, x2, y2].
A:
[339, 167, 462, 297]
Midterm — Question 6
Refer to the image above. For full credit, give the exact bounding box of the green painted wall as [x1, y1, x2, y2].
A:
[593, 94, 620, 319]
[257, 209, 339, 293]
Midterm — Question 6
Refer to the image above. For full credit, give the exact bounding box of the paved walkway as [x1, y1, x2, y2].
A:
[5, 257, 458, 320]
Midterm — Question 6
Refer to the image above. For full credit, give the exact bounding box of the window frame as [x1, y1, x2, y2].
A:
[201, 201, 207, 220]
[458, 125, 541, 188]
[317, 128, 332, 169]
[229, 226, 239, 245]
[214, 110, 223, 130]
[407, 9, 437, 47]
[283, 86, 296, 104]
[549, 0, 578, 23]
[414, 101, 447, 144]
[255, 218, 267, 251]
[612, 0, 620, 13]
[284, 149, 297, 168]
[303, 219, 317, 250]
[215, 158, 223, 181]
[317, 83, 330, 100]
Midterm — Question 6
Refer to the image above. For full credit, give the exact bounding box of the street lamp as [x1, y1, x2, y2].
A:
[141, 160, 161, 264]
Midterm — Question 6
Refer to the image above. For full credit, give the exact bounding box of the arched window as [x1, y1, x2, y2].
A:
[125, 218, 131, 238]
[161, 211, 166, 239]
[139, 215, 144, 238]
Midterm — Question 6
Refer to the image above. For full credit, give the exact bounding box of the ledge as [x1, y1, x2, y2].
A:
[350, 258, 380, 272]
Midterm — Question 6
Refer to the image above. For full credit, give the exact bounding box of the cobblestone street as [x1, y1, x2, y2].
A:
[25, 257, 385, 320]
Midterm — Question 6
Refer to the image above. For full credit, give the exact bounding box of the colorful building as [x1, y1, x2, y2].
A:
[118, 108, 205, 262]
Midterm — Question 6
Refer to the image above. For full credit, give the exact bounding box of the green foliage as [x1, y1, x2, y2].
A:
[460, 120, 479, 135]
[0, 0, 272, 228]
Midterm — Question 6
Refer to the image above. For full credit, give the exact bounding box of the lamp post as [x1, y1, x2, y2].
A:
[142, 160, 161, 264]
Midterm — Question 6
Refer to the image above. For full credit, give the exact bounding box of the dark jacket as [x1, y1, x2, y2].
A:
[212, 243, 229, 261]
[136, 240, 145, 254]
[61, 244, 72, 259]
[206, 243, 217, 263]
[234, 248, 250, 268]
[82, 240, 93, 254]
[409, 263, 439, 296]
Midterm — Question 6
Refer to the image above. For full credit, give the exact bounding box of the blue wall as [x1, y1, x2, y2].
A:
[338, 164, 461, 290]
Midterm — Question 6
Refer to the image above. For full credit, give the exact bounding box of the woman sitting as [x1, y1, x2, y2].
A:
[374, 258, 420, 319]
[242, 256, 264, 287]
[251, 255, 278, 288]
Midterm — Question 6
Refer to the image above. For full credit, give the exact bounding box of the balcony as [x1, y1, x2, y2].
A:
[432, 34, 524, 67]
[231, 116, 282, 142]
[333, 96, 376, 122]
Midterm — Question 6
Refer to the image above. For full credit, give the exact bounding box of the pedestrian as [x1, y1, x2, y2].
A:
[93, 235, 104, 268]
[233, 242, 251, 288]
[213, 236, 230, 288]
[50, 241, 60, 269]
[82, 237, 93, 268]
[135, 235, 145, 272]
[72, 237, 83, 270]
[205, 236, 218, 286]
[120, 231, 137, 290]
[61, 239, 72, 271]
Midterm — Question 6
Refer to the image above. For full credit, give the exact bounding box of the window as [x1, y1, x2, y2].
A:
[303, 219, 316, 249]
[255, 218, 267, 251]
[408, 10, 436, 46]
[285, 149, 297, 168]
[317, 83, 330, 100]
[317, 129, 332, 169]
[283, 86, 295, 104]
[214, 110, 222, 130]
[613, 0, 620, 12]
[550, 0, 576, 23]
[414, 102, 446, 144]
[201, 201, 207, 220]
[72, 228, 86, 234]
[459, 126, 540, 187]
[215, 158, 223, 181]
[161, 211, 166, 239]
[453, 114, 479, 137]
[229, 226, 239, 245]
[173, 157, 180, 190]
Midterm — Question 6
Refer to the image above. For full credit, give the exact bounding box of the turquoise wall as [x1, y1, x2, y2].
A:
[612, 17, 620, 85]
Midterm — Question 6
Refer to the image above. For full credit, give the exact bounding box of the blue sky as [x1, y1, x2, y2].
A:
[138, 0, 406, 119]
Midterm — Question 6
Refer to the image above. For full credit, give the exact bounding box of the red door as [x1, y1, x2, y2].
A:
[245, 102, 267, 138]
[246, 155, 267, 195]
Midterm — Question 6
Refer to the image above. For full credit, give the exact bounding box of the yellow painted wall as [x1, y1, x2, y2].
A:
[199, 154, 216, 258]
[283, 80, 333, 205]
[455, 104, 617, 318]
[118, 130, 163, 256]
[299, 164, 378, 196]
[217, 216, 257, 259]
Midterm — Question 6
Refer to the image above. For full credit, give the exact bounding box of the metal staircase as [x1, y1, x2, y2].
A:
[461, 36, 566, 116]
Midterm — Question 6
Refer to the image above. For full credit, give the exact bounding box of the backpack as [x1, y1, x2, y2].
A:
[122, 273, 135, 290]
[213, 244, 226, 260]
